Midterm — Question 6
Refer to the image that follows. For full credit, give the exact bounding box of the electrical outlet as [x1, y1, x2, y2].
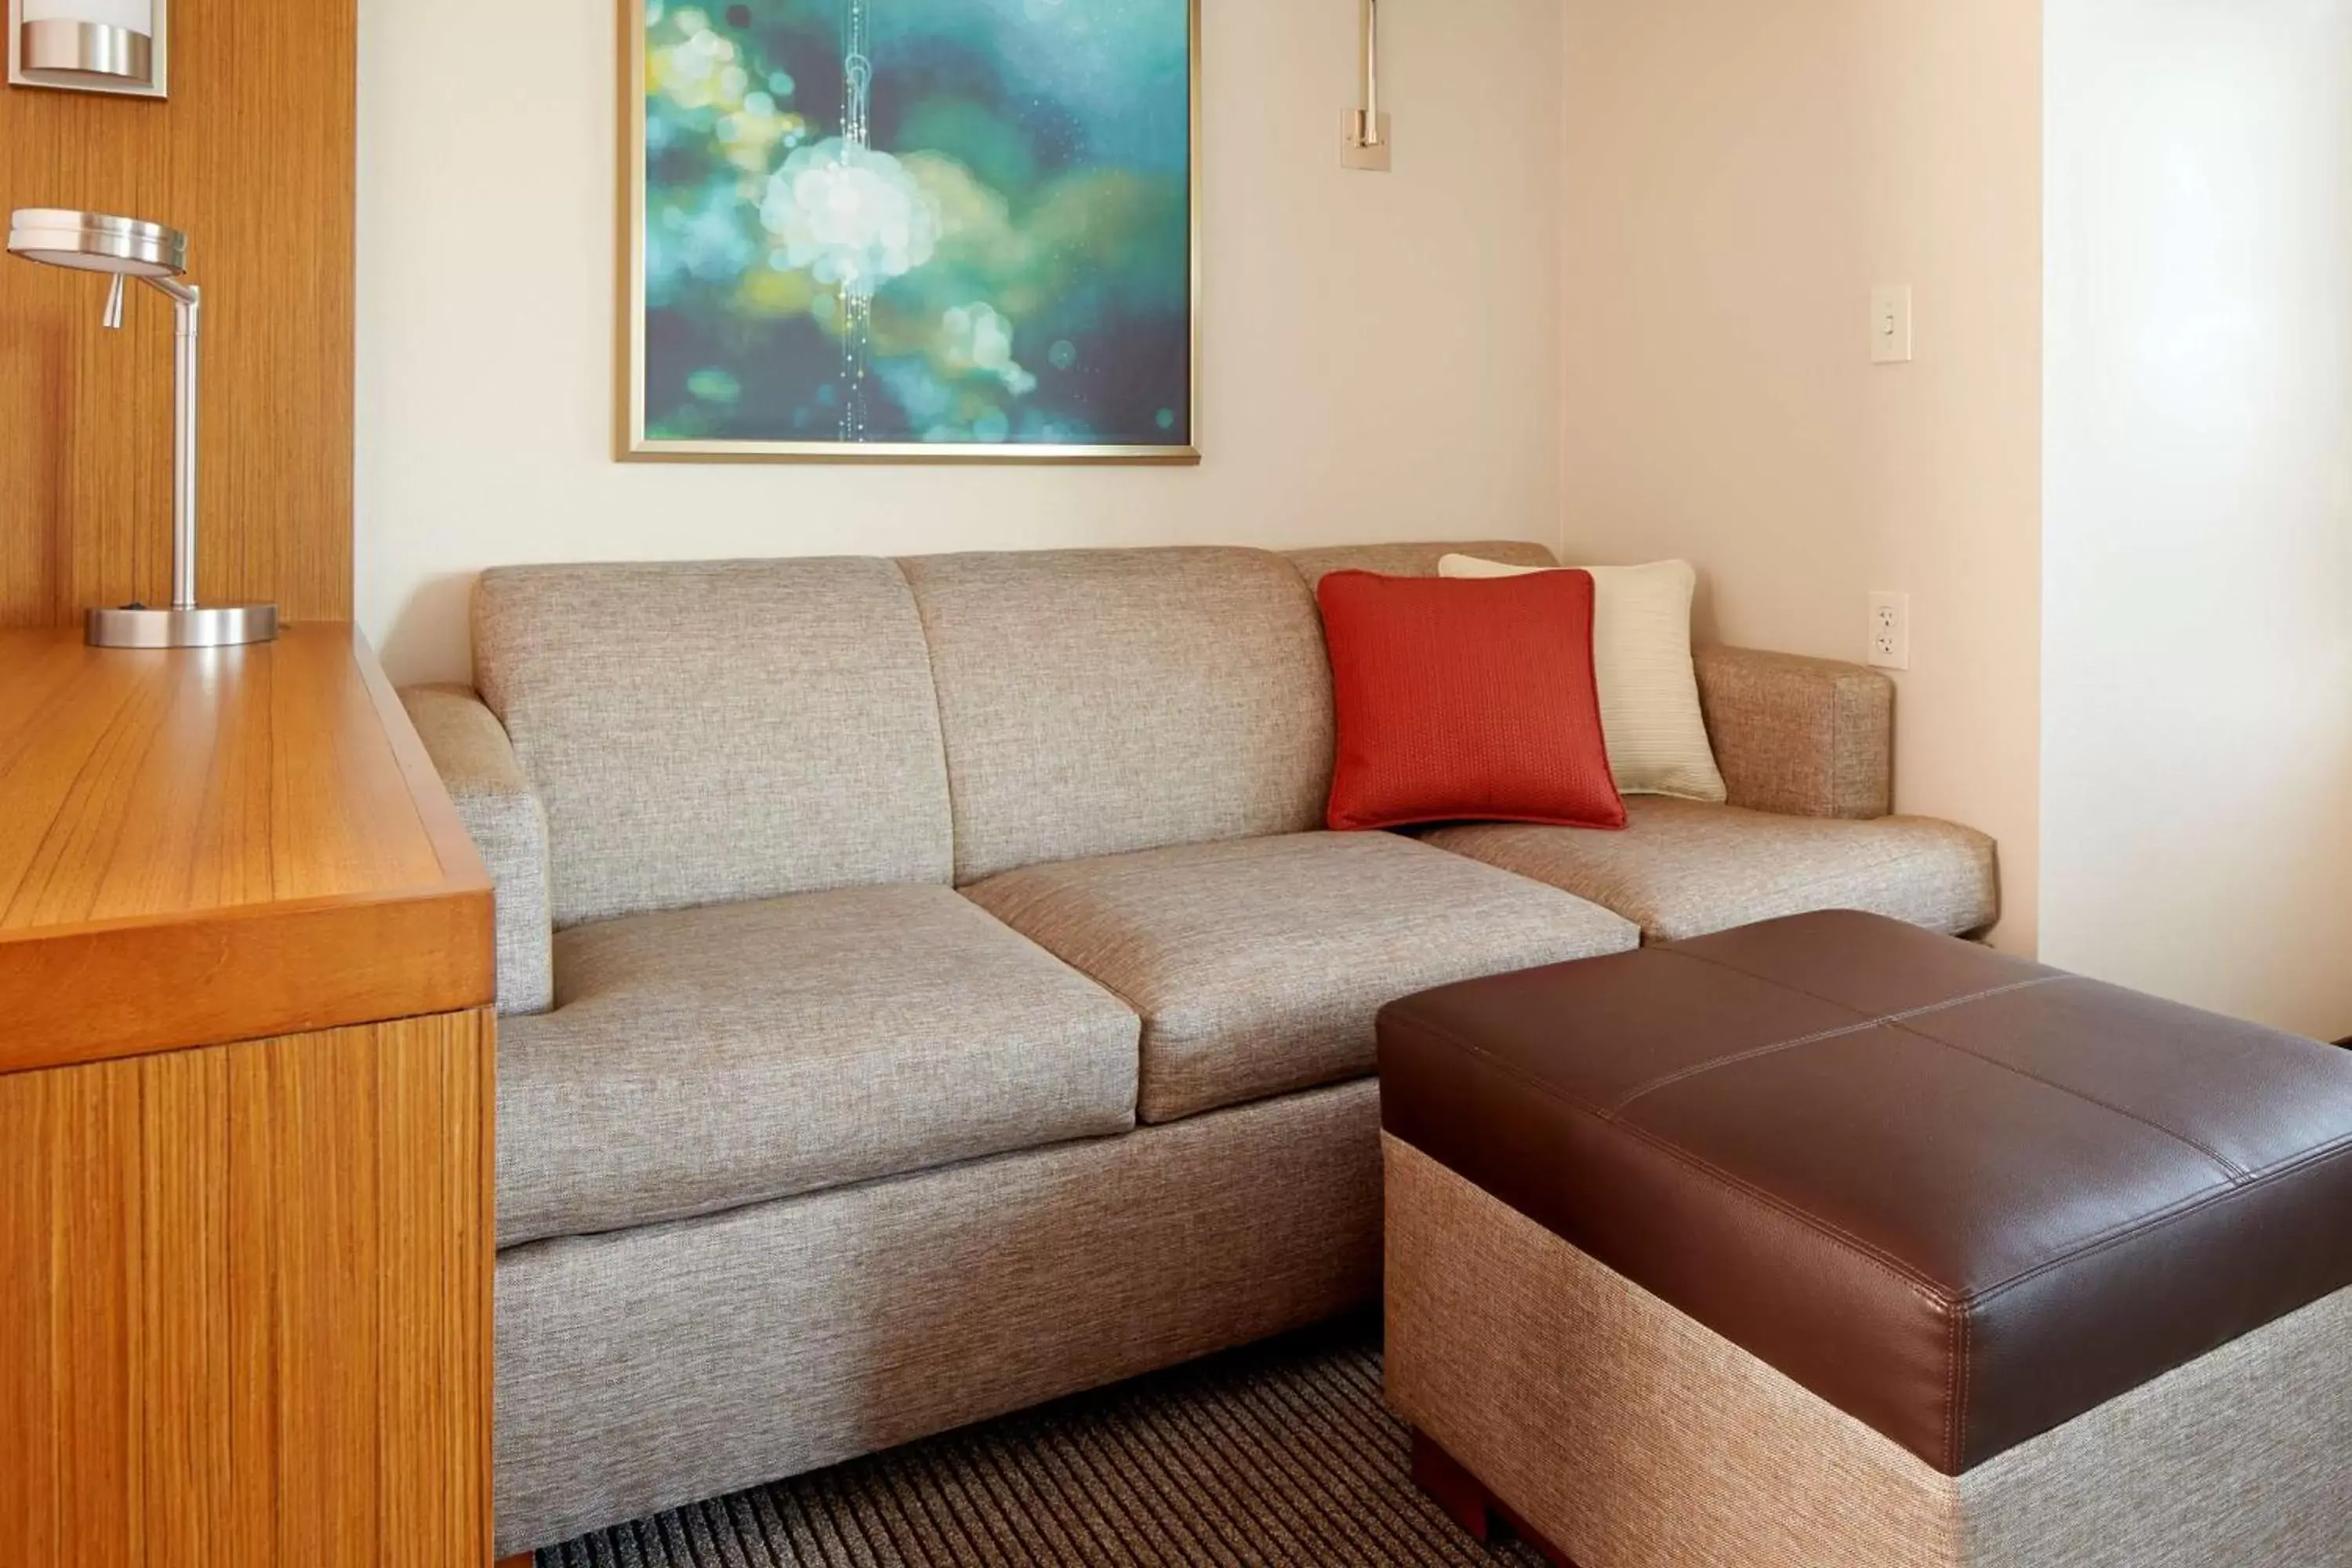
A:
[1867, 592, 1911, 670]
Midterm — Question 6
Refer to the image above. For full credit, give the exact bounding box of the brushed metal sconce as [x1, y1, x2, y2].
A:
[8, 209, 277, 648]
[1341, 0, 1390, 171]
[9, 0, 167, 98]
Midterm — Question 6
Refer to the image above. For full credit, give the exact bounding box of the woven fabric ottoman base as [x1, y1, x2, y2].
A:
[1385, 1136, 2352, 1568]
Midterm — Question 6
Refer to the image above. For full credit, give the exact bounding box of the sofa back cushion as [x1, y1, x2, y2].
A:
[474, 558, 953, 928]
[901, 547, 1334, 884]
[1287, 539, 1559, 591]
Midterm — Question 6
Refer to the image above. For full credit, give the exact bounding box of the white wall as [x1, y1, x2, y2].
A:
[2041, 0, 2352, 1038]
[1558, 0, 2046, 952]
[356, 0, 1568, 685]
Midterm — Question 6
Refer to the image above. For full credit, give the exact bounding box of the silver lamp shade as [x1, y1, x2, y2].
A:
[5, 208, 183, 276]
[6, 208, 277, 648]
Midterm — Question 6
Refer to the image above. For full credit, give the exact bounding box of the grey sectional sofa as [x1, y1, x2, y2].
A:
[398, 539, 1997, 1555]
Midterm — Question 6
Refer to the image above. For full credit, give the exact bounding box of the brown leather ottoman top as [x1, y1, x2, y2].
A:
[1377, 909, 2352, 1475]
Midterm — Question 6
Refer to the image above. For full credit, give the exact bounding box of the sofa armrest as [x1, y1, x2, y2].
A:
[1692, 646, 1893, 820]
[399, 684, 555, 1015]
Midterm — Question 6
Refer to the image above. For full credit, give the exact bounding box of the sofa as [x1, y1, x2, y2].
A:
[397, 539, 1998, 1555]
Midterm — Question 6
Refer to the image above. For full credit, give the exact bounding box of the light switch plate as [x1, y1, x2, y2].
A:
[1871, 285, 1913, 364]
[1867, 591, 1911, 670]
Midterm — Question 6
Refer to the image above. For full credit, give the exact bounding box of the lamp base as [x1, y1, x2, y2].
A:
[86, 603, 278, 649]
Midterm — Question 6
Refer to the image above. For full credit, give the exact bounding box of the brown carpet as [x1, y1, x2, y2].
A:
[534, 1315, 1546, 1567]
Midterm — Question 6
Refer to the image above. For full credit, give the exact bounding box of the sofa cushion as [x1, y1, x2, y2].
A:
[964, 832, 1639, 1124]
[1317, 568, 1624, 833]
[1440, 554, 1728, 804]
[497, 884, 1140, 1247]
[474, 558, 953, 929]
[1425, 797, 1997, 943]
[1286, 539, 1559, 591]
[898, 548, 1335, 884]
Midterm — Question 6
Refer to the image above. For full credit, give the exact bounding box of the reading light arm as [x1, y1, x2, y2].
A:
[1342, 0, 1392, 171]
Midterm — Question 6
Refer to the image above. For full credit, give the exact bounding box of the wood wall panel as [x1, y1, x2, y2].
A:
[0, 1009, 495, 1567]
[0, 0, 355, 627]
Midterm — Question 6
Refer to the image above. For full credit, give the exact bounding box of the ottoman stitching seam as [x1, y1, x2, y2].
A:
[1606, 973, 2068, 1110]
[1956, 1303, 1973, 1472]
[1660, 942, 2060, 1020]
[1946, 1305, 1962, 1472]
[1607, 1018, 1884, 1109]
[1963, 1130, 2352, 1308]
[1883, 1018, 2250, 1181]
[1392, 1016, 1951, 1304]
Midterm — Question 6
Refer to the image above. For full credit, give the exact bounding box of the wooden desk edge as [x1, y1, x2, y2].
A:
[0, 627, 498, 1075]
[347, 622, 496, 898]
[0, 883, 494, 1074]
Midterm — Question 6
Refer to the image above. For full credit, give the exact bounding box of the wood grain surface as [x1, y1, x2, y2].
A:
[0, 0, 355, 627]
[0, 1007, 496, 1567]
[0, 624, 493, 1071]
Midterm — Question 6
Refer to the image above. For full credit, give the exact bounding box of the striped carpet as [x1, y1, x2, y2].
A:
[534, 1315, 1547, 1567]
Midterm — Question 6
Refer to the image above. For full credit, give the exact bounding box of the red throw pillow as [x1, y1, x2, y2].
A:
[1316, 568, 1626, 833]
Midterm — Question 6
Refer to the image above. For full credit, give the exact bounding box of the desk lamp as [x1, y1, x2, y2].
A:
[8, 208, 276, 647]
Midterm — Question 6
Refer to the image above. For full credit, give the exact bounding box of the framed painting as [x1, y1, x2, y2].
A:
[622, 0, 1200, 463]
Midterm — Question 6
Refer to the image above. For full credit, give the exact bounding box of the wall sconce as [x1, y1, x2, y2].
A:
[9, 0, 167, 99]
[1341, 0, 1390, 172]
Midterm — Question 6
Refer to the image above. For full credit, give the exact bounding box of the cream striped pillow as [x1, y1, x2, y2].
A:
[1439, 554, 1726, 803]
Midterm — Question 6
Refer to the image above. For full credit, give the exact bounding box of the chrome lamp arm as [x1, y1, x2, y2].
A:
[140, 274, 200, 611]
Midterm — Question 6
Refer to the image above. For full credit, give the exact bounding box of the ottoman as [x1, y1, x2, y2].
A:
[1377, 910, 2352, 1568]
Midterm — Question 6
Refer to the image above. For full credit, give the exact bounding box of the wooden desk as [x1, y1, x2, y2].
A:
[0, 624, 497, 1566]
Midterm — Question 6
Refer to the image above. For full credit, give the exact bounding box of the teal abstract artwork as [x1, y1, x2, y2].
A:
[631, 0, 1196, 458]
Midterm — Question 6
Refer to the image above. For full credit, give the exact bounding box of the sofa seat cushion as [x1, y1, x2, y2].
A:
[497, 885, 1141, 1247]
[1424, 797, 1996, 944]
[964, 832, 1639, 1125]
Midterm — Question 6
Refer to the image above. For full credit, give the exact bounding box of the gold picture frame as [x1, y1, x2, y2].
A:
[618, 0, 1202, 465]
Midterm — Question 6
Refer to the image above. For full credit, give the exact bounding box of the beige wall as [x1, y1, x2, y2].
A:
[2041, 0, 2352, 1039]
[355, 0, 1567, 686]
[1557, 1, 2045, 951]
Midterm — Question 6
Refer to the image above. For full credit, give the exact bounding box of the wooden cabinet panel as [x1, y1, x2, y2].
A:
[0, 1009, 494, 1566]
